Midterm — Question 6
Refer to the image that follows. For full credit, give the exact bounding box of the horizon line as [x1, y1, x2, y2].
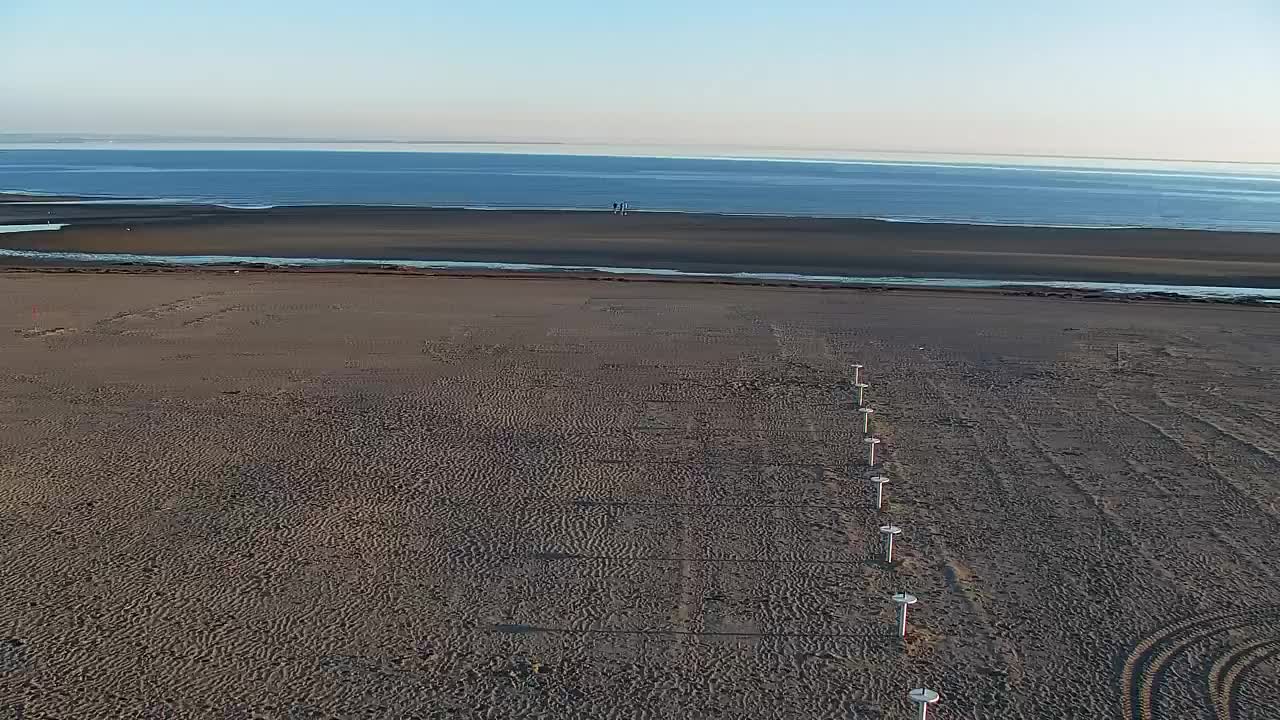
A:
[1, 133, 1277, 167]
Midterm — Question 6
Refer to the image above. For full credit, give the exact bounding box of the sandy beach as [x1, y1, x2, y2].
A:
[5, 198, 1280, 287]
[1, 270, 1277, 718]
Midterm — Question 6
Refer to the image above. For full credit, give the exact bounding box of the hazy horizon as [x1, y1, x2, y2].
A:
[8, 136, 1280, 177]
[4, 1, 1278, 163]
[4, 131, 1279, 165]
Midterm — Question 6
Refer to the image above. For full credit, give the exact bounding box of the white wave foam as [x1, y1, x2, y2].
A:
[0, 224, 67, 234]
[0, 247, 1276, 302]
[572, 154, 1280, 183]
[867, 217, 1144, 230]
[1, 198, 189, 206]
[0, 189, 67, 198]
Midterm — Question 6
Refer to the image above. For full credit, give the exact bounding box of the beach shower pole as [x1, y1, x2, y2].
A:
[909, 689, 940, 720]
[879, 525, 902, 563]
[892, 593, 917, 638]
[870, 476, 890, 511]
[859, 407, 875, 434]
[855, 382, 870, 407]
[852, 363, 864, 385]
[865, 437, 881, 466]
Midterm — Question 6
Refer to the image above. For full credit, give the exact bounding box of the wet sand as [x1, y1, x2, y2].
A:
[1, 271, 1277, 718]
[5, 198, 1280, 286]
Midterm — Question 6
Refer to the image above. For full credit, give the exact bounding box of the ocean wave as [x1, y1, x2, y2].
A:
[1, 189, 61, 196]
[1, 196, 191, 205]
[569, 154, 1280, 183]
[0, 224, 67, 233]
[866, 217, 1144, 230]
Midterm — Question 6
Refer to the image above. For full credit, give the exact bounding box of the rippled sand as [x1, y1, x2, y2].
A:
[1, 271, 1278, 718]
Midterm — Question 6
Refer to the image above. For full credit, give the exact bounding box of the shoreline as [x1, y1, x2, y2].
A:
[0, 190, 1269, 232]
[5, 196, 1280, 292]
[4, 262, 1277, 308]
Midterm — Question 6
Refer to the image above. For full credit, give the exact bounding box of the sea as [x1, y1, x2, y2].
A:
[3, 145, 1280, 233]
[3, 144, 1280, 300]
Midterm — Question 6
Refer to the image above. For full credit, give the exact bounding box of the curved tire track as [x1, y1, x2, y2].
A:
[1208, 638, 1280, 720]
[1122, 606, 1280, 720]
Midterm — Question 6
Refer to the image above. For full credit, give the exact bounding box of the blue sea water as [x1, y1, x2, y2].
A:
[3, 148, 1280, 232]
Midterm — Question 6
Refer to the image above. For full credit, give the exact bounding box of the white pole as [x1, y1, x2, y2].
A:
[865, 437, 880, 466]
[909, 689, 940, 720]
[892, 593, 917, 638]
[870, 476, 889, 511]
[880, 525, 901, 563]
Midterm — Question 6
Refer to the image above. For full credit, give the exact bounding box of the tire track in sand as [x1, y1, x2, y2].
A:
[1158, 387, 1280, 459]
[1104, 389, 1280, 584]
[1207, 638, 1280, 720]
[764, 322, 847, 638]
[1120, 606, 1280, 720]
[989, 390, 1182, 587]
[919, 375, 1023, 705]
[1108, 389, 1280, 526]
[670, 374, 714, 645]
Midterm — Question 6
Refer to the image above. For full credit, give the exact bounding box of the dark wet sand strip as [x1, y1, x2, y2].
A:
[4, 198, 1280, 286]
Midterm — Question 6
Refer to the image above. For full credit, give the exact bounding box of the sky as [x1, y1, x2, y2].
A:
[2, 0, 1278, 161]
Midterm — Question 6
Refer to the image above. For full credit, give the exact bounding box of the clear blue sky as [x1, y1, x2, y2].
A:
[2, 0, 1277, 160]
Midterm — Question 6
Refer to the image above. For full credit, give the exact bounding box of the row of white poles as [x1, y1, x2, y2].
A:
[853, 363, 941, 720]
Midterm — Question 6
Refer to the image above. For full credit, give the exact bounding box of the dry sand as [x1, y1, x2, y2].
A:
[6, 200, 1280, 286]
[1, 271, 1278, 719]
